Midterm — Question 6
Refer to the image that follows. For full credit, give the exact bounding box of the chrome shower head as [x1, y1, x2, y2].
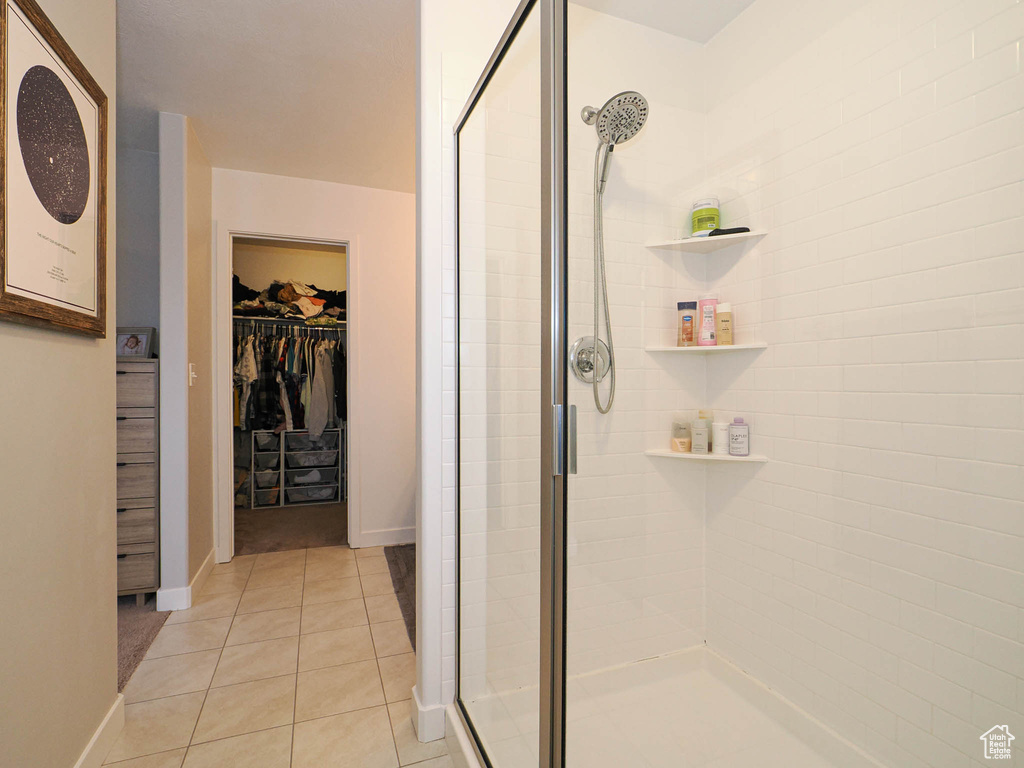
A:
[581, 91, 649, 145]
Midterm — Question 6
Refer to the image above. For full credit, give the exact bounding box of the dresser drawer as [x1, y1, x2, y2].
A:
[117, 460, 156, 499]
[117, 418, 156, 453]
[117, 506, 156, 546]
[116, 370, 156, 408]
[117, 553, 157, 592]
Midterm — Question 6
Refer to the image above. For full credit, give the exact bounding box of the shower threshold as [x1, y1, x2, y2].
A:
[452, 648, 886, 768]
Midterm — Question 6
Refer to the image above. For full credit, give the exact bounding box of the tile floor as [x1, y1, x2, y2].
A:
[104, 546, 450, 768]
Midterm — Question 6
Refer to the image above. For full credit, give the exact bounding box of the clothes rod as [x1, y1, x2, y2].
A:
[232, 315, 346, 327]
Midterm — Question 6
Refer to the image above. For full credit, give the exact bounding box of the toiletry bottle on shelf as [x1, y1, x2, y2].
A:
[716, 302, 733, 346]
[677, 301, 697, 347]
[698, 295, 718, 346]
[729, 417, 750, 457]
[698, 409, 714, 450]
[671, 417, 692, 453]
[691, 419, 709, 454]
[712, 422, 730, 455]
[691, 198, 720, 237]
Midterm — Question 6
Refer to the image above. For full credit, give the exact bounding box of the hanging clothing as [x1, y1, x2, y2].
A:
[333, 341, 347, 422]
[233, 321, 346, 434]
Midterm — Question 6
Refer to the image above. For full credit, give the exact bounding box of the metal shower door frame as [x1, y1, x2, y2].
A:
[452, 0, 569, 767]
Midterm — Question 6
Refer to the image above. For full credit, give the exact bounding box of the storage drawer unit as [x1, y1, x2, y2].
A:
[117, 417, 156, 453]
[116, 359, 160, 603]
[251, 428, 344, 508]
[117, 553, 158, 592]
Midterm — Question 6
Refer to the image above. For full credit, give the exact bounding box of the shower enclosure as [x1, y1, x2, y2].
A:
[455, 1, 1024, 767]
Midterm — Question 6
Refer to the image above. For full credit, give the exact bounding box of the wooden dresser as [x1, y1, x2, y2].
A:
[116, 359, 160, 604]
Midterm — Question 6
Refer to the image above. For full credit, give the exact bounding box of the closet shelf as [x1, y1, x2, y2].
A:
[646, 230, 767, 253]
[645, 449, 768, 464]
[646, 342, 767, 354]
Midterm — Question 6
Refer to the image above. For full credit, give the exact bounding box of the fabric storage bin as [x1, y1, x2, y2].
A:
[254, 453, 280, 470]
[254, 432, 279, 451]
[254, 488, 279, 506]
[286, 450, 338, 468]
[285, 486, 337, 504]
[285, 467, 338, 487]
[254, 470, 280, 489]
[286, 431, 339, 451]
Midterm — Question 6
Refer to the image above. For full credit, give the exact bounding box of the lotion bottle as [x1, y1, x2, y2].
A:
[691, 419, 709, 454]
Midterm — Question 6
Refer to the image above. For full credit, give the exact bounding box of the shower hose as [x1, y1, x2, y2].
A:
[592, 141, 615, 414]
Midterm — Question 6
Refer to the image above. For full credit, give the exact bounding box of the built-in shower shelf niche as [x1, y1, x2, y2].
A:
[646, 230, 768, 253]
[645, 449, 768, 464]
[646, 342, 768, 354]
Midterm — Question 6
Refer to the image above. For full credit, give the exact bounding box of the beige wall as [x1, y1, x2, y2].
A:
[233, 240, 347, 294]
[186, 123, 214, 579]
[0, 0, 119, 764]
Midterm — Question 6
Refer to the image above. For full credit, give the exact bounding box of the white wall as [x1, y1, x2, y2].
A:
[158, 113, 216, 606]
[0, 0, 122, 765]
[233, 240, 347, 293]
[213, 169, 416, 549]
[701, 1, 1024, 766]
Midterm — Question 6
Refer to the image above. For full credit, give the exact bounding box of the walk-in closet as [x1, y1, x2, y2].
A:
[230, 238, 349, 553]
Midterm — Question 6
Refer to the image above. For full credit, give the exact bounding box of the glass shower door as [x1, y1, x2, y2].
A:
[455, 3, 550, 767]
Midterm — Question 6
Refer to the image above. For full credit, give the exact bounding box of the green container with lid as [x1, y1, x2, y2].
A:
[691, 197, 720, 237]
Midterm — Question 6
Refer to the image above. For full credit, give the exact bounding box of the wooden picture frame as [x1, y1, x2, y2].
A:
[0, 0, 107, 336]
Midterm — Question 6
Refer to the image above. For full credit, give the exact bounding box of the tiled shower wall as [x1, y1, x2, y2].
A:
[564, 5, 709, 676]
[701, 0, 1024, 766]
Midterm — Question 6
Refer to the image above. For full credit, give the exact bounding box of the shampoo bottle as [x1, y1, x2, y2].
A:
[715, 302, 733, 345]
[691, 419, 709, 454]
[698, 409, 714, 450]
[729, 417, 750, 457]
[698, 295, 718, 346]
[671, 417, 692, 453]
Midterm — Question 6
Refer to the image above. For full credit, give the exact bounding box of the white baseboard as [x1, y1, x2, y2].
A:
[353, 526, 416, 549]
[156, 548, 216, 612]
[156, 585, 190, 611]
[73, 693, 124, 768]
[412, 684, 446, 743]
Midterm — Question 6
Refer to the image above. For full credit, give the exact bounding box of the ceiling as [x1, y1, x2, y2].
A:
[573, 0, 756, 44]
[117, 0, 416, 193]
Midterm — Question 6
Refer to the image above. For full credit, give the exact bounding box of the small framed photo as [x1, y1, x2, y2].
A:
[0, 0, 108, 336]
[116, 327, 154, 358]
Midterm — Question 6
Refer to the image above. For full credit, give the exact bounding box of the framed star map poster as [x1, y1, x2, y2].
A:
[1, 0, 107, 336]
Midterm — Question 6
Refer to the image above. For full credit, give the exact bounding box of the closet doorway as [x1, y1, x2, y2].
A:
[228, 236, 350, 555]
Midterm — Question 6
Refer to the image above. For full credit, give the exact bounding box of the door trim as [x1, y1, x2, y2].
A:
[212, 229, 354, 563]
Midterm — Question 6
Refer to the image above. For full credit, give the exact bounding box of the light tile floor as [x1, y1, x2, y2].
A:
[104, 546, 450, 768]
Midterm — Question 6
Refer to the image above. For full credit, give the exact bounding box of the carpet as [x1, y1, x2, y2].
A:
[117, 594, 169, 692]
[384, 544, 416, 650]
[234, 502, 348, 555]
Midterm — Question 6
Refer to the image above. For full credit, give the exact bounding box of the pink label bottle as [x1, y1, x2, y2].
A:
[698, 295, 718, 346]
